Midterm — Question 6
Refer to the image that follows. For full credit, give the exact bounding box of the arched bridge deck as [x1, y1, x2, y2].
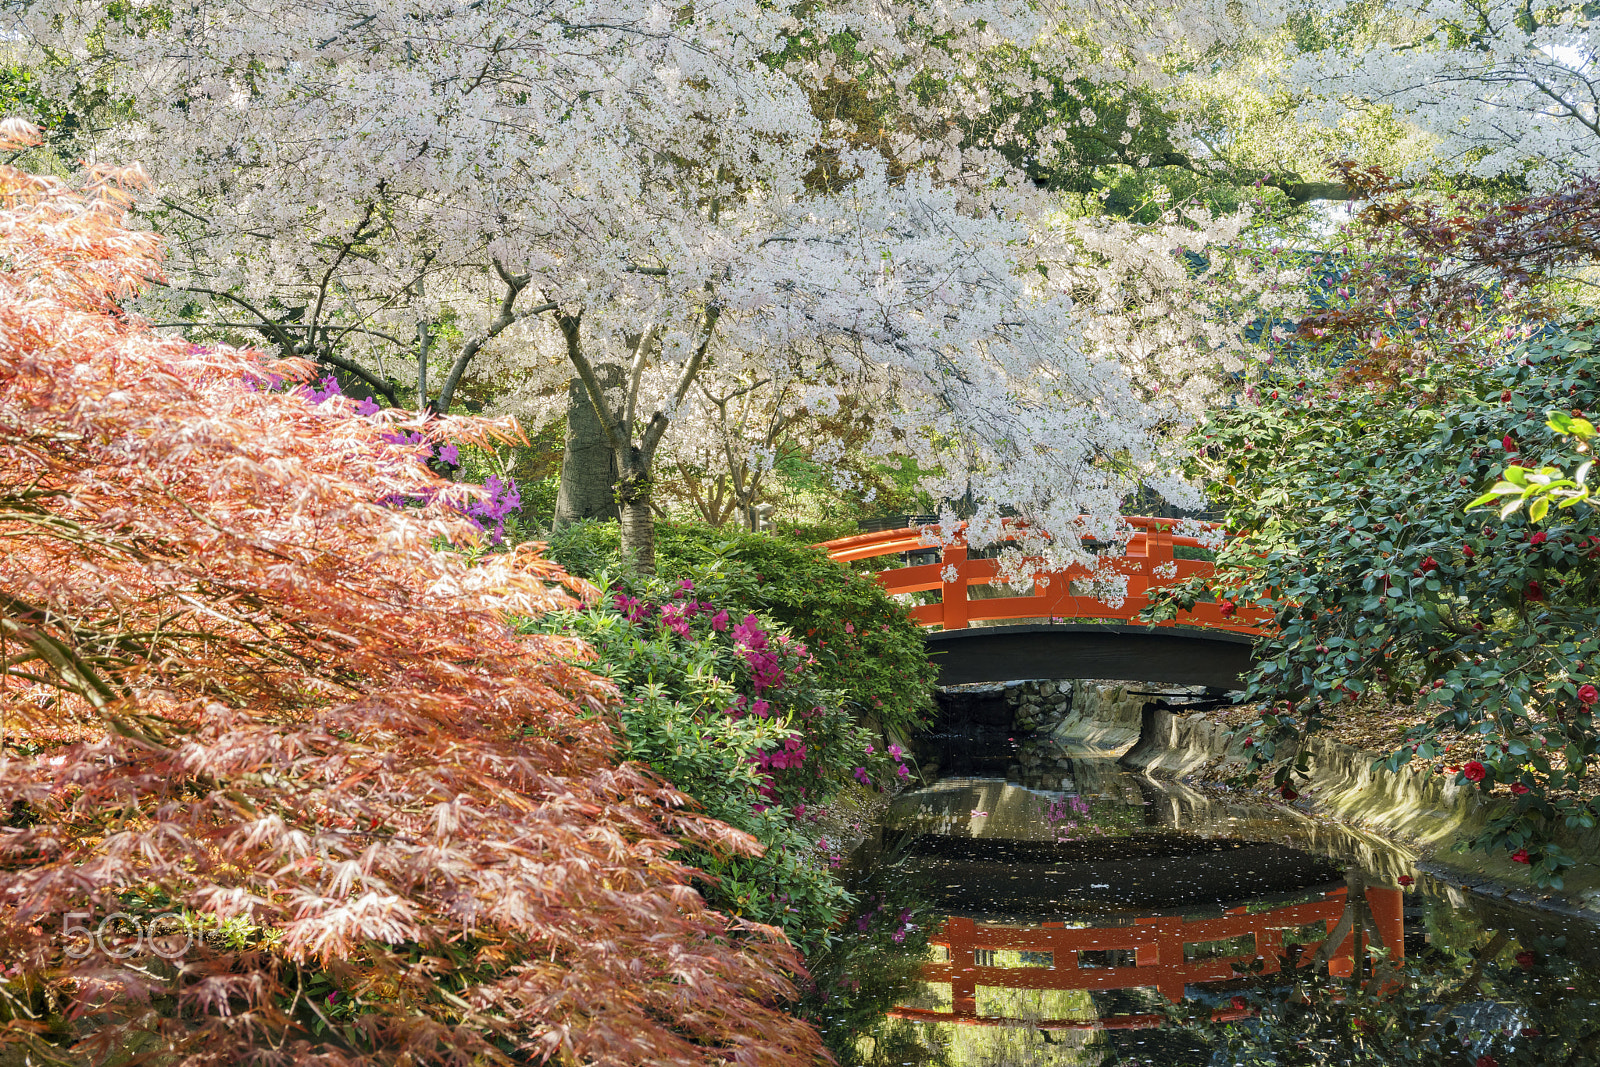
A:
[820, 518, 1272, 690]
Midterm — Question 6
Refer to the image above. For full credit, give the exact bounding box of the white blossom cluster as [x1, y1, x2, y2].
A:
[9, 0, 1282, 566]
[1197, 0, 1600, 185]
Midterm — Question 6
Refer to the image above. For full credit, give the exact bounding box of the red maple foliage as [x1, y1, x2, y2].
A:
[1298, 161, 1600, 387]
[0, 121, 821, 1066]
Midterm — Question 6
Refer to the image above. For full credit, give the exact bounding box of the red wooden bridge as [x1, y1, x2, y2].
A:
[890, 883, 1404, 1032]
[820, 518, 1274, 689]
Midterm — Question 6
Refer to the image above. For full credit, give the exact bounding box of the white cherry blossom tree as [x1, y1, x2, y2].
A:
[11, 0, 1289, 569]
[1209, 0, 1600, 186]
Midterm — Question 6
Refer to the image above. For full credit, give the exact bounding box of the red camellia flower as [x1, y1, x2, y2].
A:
[1462, 760, 1487, 783]
[1510, 783, 1529, 795]
[1579, 683, 1599, 706]
[1502, 434, 1516, 450]
[1526, 580, 1545, 601]
[1218, 598, 1237, 618]
[1461, 544, 1476, 559]
[1511, 848, 1531, 864]
[1398, 875, 1415, 887]
[1529, 531, 1549, 546]
[1230, 995, 1247, 1011]
[1421, 555, 1439, 572]
[1516, 950, 1536, 970]
[1280, 783, 1300, 801]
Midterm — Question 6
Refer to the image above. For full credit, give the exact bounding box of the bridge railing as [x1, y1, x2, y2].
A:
[889, 884, 1404, 1029]
[819, 517, 1272, 635]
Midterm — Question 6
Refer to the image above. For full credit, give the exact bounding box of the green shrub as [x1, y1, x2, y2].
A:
[522, 565, 922, 955]
[547, 521, 937, 737]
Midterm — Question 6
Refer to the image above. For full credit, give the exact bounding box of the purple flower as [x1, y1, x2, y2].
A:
[437, 443, 459, 465]
[301, 374, 344, 405]
[853, 766, 870, 786]
[464, 474, 521, 544]
[887, 743, 902, 759]
[710, 609, 729, 631]
[355, 397, 381, 416]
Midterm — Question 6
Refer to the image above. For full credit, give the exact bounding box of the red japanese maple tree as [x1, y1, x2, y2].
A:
[0, 120, 821, 1066]
[1299, 161, 1600, 387]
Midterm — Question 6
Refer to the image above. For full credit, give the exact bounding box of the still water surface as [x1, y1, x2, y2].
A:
[812, 741, 1600, 1067]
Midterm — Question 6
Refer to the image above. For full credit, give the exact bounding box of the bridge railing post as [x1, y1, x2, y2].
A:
[1140, 521, 1176, 606]
[1133, 915, 1187, 1003]
[1364, 885, 1404, 963]
[940, 542, 969, 630]
[1256, 927, 1283, 975]
[944, 916, 978, 1017]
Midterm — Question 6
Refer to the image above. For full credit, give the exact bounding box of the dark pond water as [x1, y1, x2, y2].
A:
[807, 737, 1600, 1067]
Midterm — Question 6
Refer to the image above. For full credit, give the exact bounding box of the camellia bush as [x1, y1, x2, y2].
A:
[0, 124, 822, 1065]
[1155, 326, 1600, 887]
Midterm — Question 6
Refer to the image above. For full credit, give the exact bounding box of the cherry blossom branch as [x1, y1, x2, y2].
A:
[308, 200, 380, 343]
[640, 305, 720, 464]
[559, 310, 625, 453]
[623, 323, 660, 432]
[431, 261, 555, 413]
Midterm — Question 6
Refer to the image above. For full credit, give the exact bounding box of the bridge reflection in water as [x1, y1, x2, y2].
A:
[890, 881, 1404, 1032]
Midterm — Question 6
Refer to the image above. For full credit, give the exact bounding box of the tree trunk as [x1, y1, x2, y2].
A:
[552, 367, 620, 528]
[617, 447, 655, 573]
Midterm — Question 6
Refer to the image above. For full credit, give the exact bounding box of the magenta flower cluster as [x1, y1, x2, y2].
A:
[731, 611, 798, 693]
[607, 579, 882, 817]
[286, 372, 516, 541]
[755, 736, 809, 772]
[613, 584, 731, 637]
[851, 896, 917, 944]
[855, 741, 913, 787]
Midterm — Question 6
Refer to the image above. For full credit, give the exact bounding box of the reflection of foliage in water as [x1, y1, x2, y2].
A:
[892, 983, 1194, 1066]
[800, 833, 951, 1067]
[1196, 897, 1600, 1065]
[1041, 791, 1141, 844]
